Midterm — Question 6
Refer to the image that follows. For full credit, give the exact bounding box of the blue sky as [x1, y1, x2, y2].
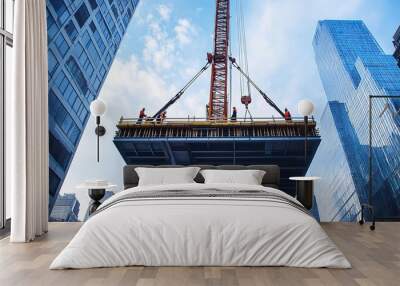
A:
[61, 0, 400, 218]
[108, 0, 400, 119]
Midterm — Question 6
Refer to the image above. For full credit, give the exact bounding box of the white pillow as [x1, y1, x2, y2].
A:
[200, 169, 266, 185]
[135, 167, 200, 186]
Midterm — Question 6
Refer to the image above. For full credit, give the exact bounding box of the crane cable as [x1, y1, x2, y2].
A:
[235, 0, 251, 99]
[229, 12, 233, 114]
[234, 0, 253, 121]
[235, 0, 243, 98]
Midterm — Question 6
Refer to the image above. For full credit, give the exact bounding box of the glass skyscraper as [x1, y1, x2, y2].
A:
[394, 26, 400, 67]
[49, 193, 80, 222]
[308, 20, 400, 221]
[46, 0, 139, 212]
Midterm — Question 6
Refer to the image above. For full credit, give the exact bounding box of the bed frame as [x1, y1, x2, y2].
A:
[123, 165, 280, 190]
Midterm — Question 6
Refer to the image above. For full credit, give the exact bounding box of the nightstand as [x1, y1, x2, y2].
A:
[289, 177, 320, 210]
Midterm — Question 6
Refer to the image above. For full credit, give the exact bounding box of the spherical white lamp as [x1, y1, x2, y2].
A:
[90, 99, 107, 116]
[90, 99, 107, 162]
[298, 99, 314, 117]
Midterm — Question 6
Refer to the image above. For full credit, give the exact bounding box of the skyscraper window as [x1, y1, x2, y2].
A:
[54, 33, 69, 57]
[111, 5, 119, 20]
[74, 3, 90, 28]
[49, 90, 81, 147]
[48, 50, 59, 77]
[49, 170, 61, 198]
[117, 1, 124, 14]
[394, 26, 400, 67]
[88, 0, 98, 10]
[49, 133, 71, 169]
[47, 9, 59, 43]
[96, 11, 112, 41]
[49, 0, 70, 25]
[104, 11, 117, 34]
[66, 56, 89, 95]
[81, 31, 101, 64]
[89, 21, 106, 53]
[64, 20, 78, 43]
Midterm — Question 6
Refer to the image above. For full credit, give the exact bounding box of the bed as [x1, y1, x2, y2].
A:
[50, 165, 350, 269]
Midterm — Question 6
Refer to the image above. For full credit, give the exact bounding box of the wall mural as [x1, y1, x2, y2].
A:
[46, 0, 400, 222]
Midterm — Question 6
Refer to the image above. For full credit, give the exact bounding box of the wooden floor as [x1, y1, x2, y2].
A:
[0, 222, 399, 286]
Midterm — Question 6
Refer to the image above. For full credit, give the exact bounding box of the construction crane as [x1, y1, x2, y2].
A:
[115, 1, 321, 197]
[208, 0, 230, 120]
[151, 0, 285, 120]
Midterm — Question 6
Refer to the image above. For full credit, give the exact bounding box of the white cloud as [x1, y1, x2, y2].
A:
[146, 13, 154, 22]
[142, 11, 198, 73]
[143, 20, 176, 71]
[157, 4, 172, 21]
[175, 18, 195, 45]
[102, 56, 172, 107]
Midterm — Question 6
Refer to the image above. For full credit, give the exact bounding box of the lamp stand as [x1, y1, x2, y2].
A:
[97, 116, 100, 162]
[94, 116, 106, 162]
[304, 115, 308, 168]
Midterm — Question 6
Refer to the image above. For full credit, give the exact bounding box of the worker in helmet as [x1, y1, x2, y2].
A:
[284, 108, 292, 121]
[156, 111, 167, 124]
[156, 112, 162, 124]
[137, 108, 147, 124]
[231, 107, 237, 122]
[161, 111, 167, 123]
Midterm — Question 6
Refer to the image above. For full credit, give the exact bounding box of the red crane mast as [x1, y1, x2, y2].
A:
[208, 0, 230, 120]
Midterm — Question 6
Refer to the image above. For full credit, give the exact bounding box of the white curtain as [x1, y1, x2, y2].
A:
[10, 0, 49, 242]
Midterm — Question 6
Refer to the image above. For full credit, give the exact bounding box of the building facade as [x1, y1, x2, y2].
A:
[308, 20, 400, 221]
[394, 26, 400, 67]
[46, 0, 139, 212]
[49, 193, 80, 222]
[308, 102, 361, 222]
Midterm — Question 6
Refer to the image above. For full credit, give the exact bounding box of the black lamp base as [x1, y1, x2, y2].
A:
[88, 189, 106, 215]
[295, 181, 313, 210]
[95, 125, 106, 136]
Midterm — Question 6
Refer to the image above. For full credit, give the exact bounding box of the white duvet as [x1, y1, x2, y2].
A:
[50, 183, 351, 269]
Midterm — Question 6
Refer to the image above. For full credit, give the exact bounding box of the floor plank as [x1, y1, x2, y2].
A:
[0, 222, 399, 286]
